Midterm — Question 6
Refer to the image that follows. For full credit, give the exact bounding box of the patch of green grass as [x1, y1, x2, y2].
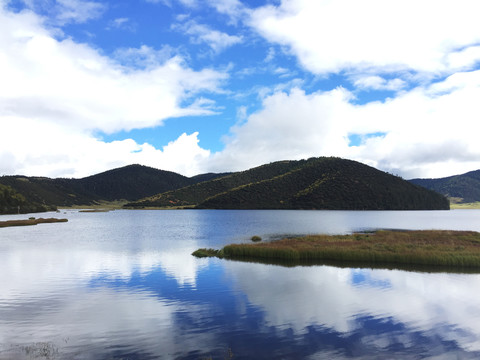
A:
[194, 230, 480, 269]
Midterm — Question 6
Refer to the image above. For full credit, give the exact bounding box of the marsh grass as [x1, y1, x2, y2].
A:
[0, 218, 68, 228]
[203, 230, 480, 268]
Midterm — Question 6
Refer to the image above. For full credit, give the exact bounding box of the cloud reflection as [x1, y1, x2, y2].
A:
[0, 287, 216, 359]
[0, 246, 208, 305]
[225, 261, 480, 354]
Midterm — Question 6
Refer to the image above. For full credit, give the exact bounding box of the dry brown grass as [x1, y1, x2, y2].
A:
[0, 218, 68, 228]
[219, 230, 480, 268]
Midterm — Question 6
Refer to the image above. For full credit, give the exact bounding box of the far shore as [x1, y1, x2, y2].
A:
[193, 230, 480, 269]
[450, 202, 480, 209]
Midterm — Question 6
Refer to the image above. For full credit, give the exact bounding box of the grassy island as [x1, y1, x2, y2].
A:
[0, 218, 68, 228]
[193, 230, 480, 268]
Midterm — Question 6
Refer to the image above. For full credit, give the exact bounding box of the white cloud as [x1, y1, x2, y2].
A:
[0, 114, 210, 177]
[54, 0, 105, 24]
[2, 0, 480, 180]
[106, 17, 136, 32]
[265, 47, 275, 62]
[0, 14, 225, 133]
[249, 0, 480, 77]
[210, 87, 354, 172]
[447, 46, 480, 70]
[113, 45, 178, 70]
[16, 0, 106, 25]
[205, 0, 247, 24]
[209, 70, 480, 178]
[353, 75, 406, 91]
[172, 20, 242, 53]
[0, 4, 224, 177]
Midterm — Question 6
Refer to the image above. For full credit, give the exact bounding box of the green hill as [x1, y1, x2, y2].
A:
[125, 159, 312, 208]
[1, 160, 450, 213]
[127, 157, 449, 210]
[409, 170, 480, 203]
[73, 164, 193, 202]
[0, 164, 226, 212]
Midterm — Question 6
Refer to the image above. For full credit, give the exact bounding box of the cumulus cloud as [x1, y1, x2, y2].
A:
[210, 70, 480, 178]
[203, 0, 478, 178]
[0, 12, 225, 133]
[0, 114, 210, 177]
[2, 0, 480, 180]
[249, 0, 480, 77]
[0, 4, 223, 177]
[210, 87, 354, 172]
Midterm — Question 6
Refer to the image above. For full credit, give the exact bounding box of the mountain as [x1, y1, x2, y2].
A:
[127, 157, 449, 210]
[0, 164, 226, 212]
[72, 164, 193, 202]
[409, 170, 480, 203]
[0, 183, 55, 214]
[125, 159, 314, 208]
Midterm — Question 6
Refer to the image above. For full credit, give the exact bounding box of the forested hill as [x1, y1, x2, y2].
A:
[73, 164, 193, 202]
[127, 158, 449, 210]
[0, 183, 56, 214]
[0, 164, 227, 211]
[409, 170, 480, 203]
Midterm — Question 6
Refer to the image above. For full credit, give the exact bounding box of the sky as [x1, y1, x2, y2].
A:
[1, 0, 480, 179]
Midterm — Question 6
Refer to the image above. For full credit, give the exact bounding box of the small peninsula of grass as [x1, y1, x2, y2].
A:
[0, 218, 68, 228]
[193, 230, 480, 268]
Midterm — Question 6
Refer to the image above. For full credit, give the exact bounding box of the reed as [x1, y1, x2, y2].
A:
[200, 230, 480, 268]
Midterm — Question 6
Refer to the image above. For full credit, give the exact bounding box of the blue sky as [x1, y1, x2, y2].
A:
[1, 0, 480, 178]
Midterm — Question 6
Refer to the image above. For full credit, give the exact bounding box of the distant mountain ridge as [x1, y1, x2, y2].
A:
[0, 164, 227, 213]
[409, 170, 480, 203]
[1, 159, 451, 214]
[127, 157, 449, 210]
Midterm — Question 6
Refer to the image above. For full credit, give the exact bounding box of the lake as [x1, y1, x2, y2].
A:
[1, 209, 480, 359]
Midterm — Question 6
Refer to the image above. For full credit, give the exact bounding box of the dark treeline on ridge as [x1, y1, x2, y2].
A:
[0, 183, 55, 214]
[0, 165, 228, 214]
[1, 158, 451, 214]
[127, 157, 450, 211]
[409, 170, 480, 204]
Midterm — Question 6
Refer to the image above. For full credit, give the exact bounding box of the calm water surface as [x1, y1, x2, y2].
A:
[1, 209, 480, 359]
